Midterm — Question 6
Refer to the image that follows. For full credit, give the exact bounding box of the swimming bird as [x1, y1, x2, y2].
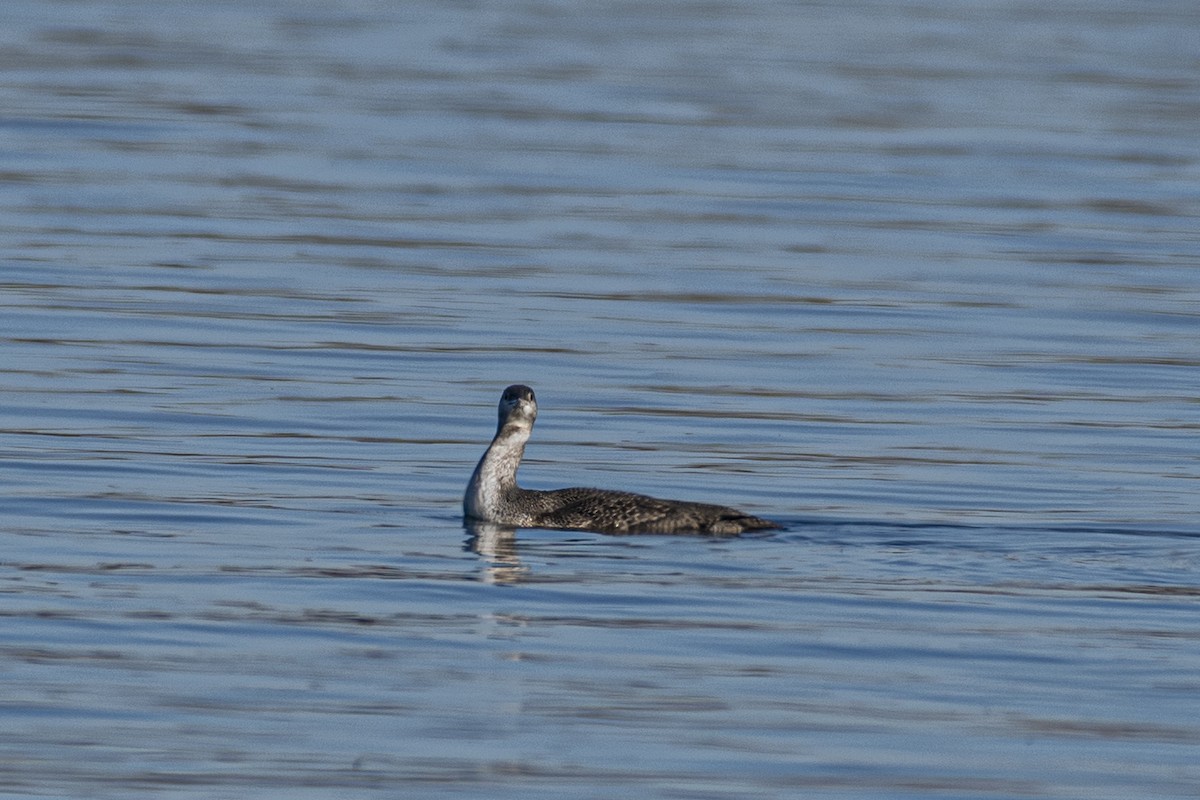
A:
[464, 385, 780, 535]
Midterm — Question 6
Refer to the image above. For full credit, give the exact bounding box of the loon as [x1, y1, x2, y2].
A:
[463, 385, 780, 535]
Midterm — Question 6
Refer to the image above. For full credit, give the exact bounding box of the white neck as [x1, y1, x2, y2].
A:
[463, 419, 532, 520]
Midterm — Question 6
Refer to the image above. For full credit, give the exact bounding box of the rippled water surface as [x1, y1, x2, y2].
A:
[3, 1, 1199, 797]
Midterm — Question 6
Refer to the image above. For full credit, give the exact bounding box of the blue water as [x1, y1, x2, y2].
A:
[2, 1, 1199, 797]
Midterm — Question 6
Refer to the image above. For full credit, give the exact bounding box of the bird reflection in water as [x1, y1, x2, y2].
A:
[463, 519, 528, 584]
